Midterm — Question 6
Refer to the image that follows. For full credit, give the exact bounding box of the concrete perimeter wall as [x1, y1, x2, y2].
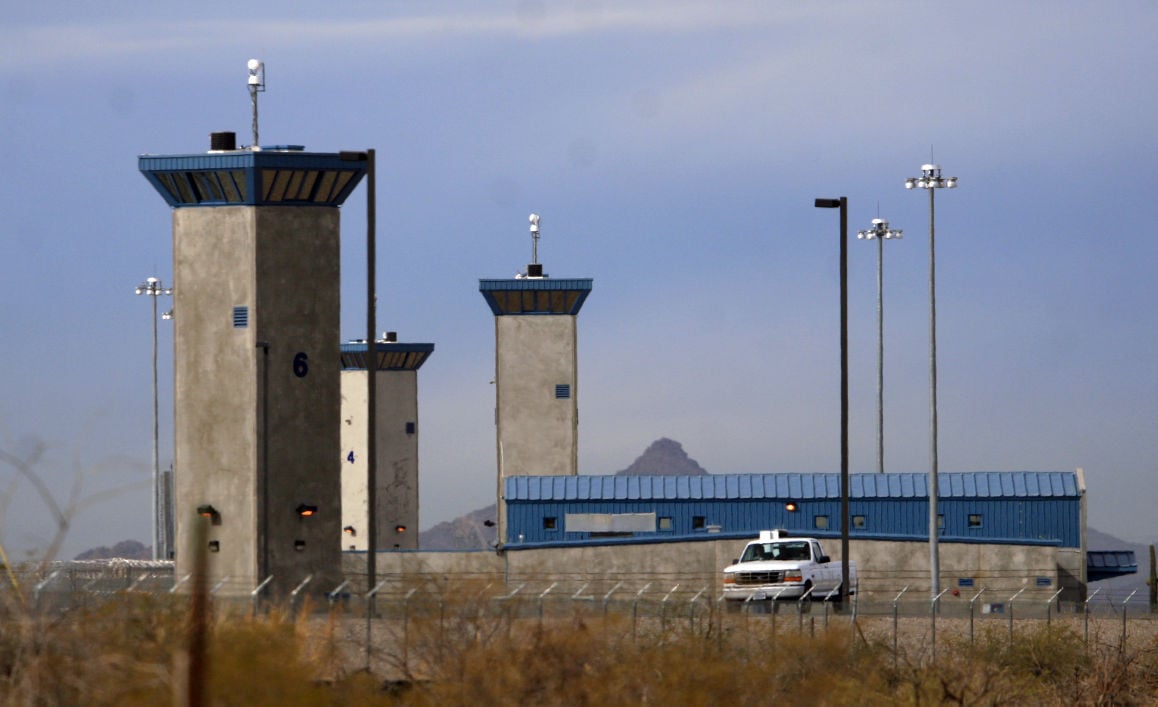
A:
[342, 536, 1082, 601]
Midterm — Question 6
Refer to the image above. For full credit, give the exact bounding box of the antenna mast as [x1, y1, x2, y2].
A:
[529, 213, 541, 265]
[247, 59, 266, 150]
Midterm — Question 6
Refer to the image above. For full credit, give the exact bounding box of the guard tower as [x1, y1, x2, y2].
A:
[479, 214, 592, 543]
[339, 335, 434, 551]
[139, 132, 366, 596]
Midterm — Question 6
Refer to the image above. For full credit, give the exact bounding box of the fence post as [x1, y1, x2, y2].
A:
[1083, 588, 1101, 646]
[327, 579, 350, 612]
[1121, 589, 1138, 654]
[364, 578, 388, 672]
[822, 582, 841, 629]
[632, 583, 651, 642]
[1007, 587, 1026, 646]
[892, 585, 909, 667]
[288, 575, 312, 618]
[688, 587, 707, 633]
[1045, 588, 1063, 628]
[797, 583, 816, 635]
[33, 570, 62, 612]
[968, 587, 985, 646]
[401, 587, 417, 676]
[931, 588, 949, 664]
[538, 582, 558, 628]
[250, 575, 274, 617]
[169, 573, 191, 595]
[601, 582, 623, 619]
[660, 584, 680, 634]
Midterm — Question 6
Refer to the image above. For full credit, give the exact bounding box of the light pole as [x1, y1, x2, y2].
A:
[135, 276, 172, 561]
[904, 164, 957, 598]
[856, 218, 902, 474]
[813, 197, 849, 606]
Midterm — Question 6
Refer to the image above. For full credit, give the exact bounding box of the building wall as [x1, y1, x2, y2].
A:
[506, 497, 1082, 548]
[494, 315, 578, 478]
[340, 369, 420, 551]
[341, 537, 1080, 600]
[173, 205, 341, 597]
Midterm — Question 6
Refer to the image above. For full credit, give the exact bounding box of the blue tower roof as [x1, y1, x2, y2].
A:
[139, 149, 367, 207]
[339, 341, 434, 371]
[479, 278, 593, 315]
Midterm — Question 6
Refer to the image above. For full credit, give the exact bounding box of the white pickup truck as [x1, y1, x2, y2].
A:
[722, 530, 856, 604]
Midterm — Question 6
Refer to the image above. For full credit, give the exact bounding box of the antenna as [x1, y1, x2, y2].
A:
[529, 213, 540, 264]
[526, 214, 544, 278]
[247, 59, 266, 150]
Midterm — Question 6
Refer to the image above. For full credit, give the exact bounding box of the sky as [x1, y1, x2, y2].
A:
[1, 1, 1155, 560]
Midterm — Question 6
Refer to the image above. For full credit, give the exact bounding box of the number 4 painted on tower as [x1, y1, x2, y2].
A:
[347, 451, 355, 464]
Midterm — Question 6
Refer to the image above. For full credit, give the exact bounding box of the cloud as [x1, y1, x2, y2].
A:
[0, 3, 808, 71]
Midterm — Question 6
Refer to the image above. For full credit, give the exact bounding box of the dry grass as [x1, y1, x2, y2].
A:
[1, 588, 1157, 705]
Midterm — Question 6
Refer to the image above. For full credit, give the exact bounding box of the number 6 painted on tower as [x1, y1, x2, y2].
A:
[293, 352, 309, 377]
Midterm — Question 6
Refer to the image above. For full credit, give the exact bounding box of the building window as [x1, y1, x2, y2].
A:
[851, 515, 866, 529]
[555, 384, 571, 399]
[937, 514, 945, 529]
[692, 515, 706, 530]
[658, 516, 673, 531]
[543, 516, 557, 530]
[968, 513, 983, 528]
[814, 515, 829, 530]
[405, 421, 416, 435]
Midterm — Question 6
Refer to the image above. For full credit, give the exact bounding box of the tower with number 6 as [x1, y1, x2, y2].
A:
[139, 133, 366, 596]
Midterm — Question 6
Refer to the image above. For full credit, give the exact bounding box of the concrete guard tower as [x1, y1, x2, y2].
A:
[339, 336, 434, 551]
[139, 134, 366, 597]
[479, 214, 592, 544]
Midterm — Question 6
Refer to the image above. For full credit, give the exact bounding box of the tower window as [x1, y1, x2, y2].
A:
[852, 515, 866, 529]
[233, 306, 249, 328]
[543, 516, 557, 530]
[814, 515, 829, 530]
[555, 384, 571, 399]
[692, 515, 706, 529]
[968, 514, 983, 528]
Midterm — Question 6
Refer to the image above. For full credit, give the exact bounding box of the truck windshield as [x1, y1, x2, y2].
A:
[741, 541, 810, 563]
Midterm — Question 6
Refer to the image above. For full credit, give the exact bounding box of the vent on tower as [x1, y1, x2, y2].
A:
[527, 263, 544, 278]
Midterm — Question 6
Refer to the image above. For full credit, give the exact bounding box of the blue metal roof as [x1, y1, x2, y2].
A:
[505, 472, 1080, 502]
[1087, 550, 1138, 581]
[479, 278, 593, 315]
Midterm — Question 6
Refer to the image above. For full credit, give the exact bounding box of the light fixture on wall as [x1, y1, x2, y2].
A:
[296, 504, 318, 517]
[197, 505, 221, 525]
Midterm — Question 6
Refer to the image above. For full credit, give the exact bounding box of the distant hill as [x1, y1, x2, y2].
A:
[74, 540, 151, 561]
[419, 503, 499, 551]
[614, 438, 709, 476]
[419, 437, 703, 550]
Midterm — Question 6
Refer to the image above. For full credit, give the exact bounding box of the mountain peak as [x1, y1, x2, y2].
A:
[615, 437, 709, 476]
